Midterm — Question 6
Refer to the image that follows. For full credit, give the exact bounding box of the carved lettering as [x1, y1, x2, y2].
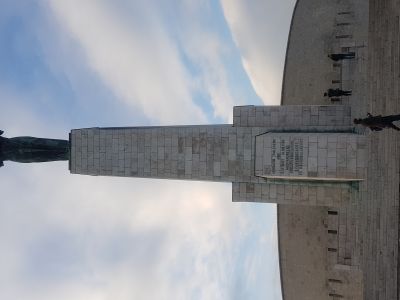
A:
[270, 137, 304, 176]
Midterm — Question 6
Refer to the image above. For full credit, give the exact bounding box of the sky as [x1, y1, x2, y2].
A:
[0, 1, 296, 299]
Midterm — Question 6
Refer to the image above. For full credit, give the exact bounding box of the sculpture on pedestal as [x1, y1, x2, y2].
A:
[0, 130, 69, 167]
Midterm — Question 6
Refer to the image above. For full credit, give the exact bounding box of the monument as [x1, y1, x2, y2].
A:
[1, 0, 397, 297]
[1, 105, 367, 208]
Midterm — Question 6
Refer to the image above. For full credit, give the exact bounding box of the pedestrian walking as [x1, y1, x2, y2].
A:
[353, 113, 400, 131]
[324, 88, 352, 97]
[328, 52, 355, 61]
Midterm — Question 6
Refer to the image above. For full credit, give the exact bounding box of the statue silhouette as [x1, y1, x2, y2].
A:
[0, 130, 69, 167]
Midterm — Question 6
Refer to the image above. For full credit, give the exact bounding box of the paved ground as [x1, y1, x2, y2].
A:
[280, 0, 400, 298]
[347, 0, 399, 298]
[363, 1, 399, 298]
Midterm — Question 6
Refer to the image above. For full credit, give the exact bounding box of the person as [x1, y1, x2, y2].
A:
[324, 88, 352, 97]
[353, 113, 400, 131]
[328, 52, 356, 61]
[0, 130, 69, 167]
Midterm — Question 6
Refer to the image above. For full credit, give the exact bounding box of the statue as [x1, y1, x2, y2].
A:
[0, 130, 69, 167]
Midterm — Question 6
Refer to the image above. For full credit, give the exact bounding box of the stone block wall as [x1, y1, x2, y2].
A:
[233, 105, 352, 131]
[70, 105, 364, 207]
[255, 133, 367, 180]
[70, 125, 267, 183]
[327, 264, 363, 299]
[231, 182, 352, 207]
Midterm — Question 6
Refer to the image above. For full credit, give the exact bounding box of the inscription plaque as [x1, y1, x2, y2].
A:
[271, 137, 305, 176]
[255, 133, 309, 178]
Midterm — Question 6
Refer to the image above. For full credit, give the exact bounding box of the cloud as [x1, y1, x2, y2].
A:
[0, 162, 252, 299]
[46, 0, 207, 125]
[183, 30, 236, 122]
[0, 85, 69, 138]
[220, 0, 296, 105]
[174, 1, 240, 122]
[43, 0, 260, 125]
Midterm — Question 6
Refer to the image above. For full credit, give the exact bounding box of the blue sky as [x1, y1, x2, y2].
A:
[0, 1, 295, 299]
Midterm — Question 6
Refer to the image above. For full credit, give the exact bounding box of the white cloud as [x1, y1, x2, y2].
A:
[183, 31, 236, 122]
[220, 0, 296, 105]
[43, 0, 255, 124]
[176, 1, 239, 122]
[0, 85, 69, 138]
[0, 164, 252, 300]
[46, 0, 207, 125]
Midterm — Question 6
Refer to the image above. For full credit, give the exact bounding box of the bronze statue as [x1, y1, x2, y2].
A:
[0, 130, 69, 167]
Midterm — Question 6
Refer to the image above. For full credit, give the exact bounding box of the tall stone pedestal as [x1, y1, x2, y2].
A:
[70, 105, 366, 207]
